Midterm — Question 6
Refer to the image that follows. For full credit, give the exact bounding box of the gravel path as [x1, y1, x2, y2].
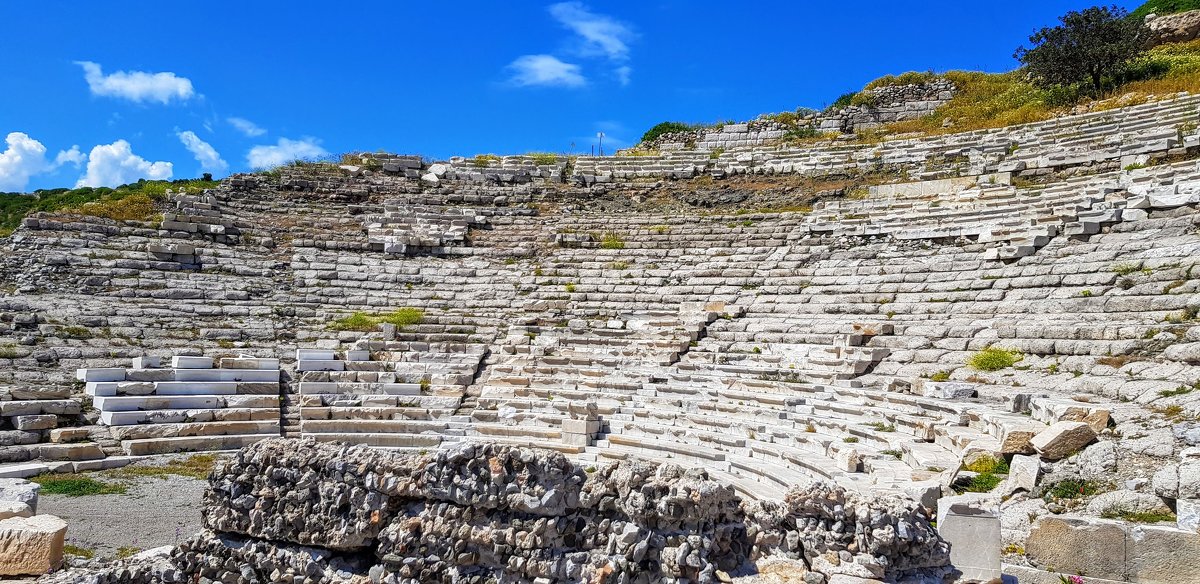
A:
[36, 457, 215, 560]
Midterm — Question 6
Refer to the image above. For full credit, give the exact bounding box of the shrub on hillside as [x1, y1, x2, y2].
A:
[640, 122, 695, 145]
[863, 70, 940, 90]
[0, 178, 217, 237]
[1131, 0, 1200, 20]
[1015, 5, 1148, 95]
[829, 92, 857, 110]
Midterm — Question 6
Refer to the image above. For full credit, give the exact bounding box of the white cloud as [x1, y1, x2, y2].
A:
[0, 133, 88, 192]
[507, 55, 587, 88]
[549, 2, 634, 61]
[246, 137, 329, 169]
[76, 61, 195, 105]
[177, 130, 228, 175]
[55, 146, 86, 168]
[76, 140, 172, 188]
[0, 132, 50, 192]
[227, 117, 266, 138]
[614, 65, 632, 86]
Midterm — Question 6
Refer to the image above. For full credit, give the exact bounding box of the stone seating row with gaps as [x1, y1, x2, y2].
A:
[77, 354, 281, 456]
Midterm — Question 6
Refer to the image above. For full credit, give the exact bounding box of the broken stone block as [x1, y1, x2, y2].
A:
[901, 480, 941, 512]
[937, 500, 1000, 583]
[1006, 454, 1040, 494]
[997, 425, 1038, 455]
[132, 355, 160, 369]
[1030, 421, 1096, 460]
[918, 380, 977, 399]
[0, 479, 38, 513]
[1179, 499, 1200, 533]
[0, 514, 67, 576]
[836, 448, 861, 473]
[0, 502, 31, 520]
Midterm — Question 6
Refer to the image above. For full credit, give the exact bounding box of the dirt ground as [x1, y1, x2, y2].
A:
[35, 454, 223, 561]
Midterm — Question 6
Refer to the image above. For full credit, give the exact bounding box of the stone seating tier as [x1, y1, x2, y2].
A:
[75, 354, 282, 455]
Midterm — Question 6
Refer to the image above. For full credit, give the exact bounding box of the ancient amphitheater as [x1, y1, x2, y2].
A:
[2, 86, 1200, 583]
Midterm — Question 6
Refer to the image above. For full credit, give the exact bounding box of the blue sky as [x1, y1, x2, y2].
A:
[0, 0, 1138, 191]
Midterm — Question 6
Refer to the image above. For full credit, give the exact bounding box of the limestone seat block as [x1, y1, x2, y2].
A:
[0, 514, 67, 576]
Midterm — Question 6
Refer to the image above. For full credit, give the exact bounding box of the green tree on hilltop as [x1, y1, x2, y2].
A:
[1014, 5, 1147, 95]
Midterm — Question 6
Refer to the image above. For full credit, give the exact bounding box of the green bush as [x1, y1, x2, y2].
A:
[830, 92, 857, 109]
[640, 122, 695, 144]
[1130, 0, 1200, 20]
[1014, 6, 1145, 95]
[968, 347, 1023, 371]
[864, 70, 939, 90]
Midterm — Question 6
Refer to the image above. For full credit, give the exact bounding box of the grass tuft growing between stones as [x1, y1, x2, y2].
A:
[964, 456, 1009, 475]
[1100, 506, 1176, 523]
[106, 454, 217, 481]
[968, 347, 1023, 371]
[599, 232, 626, 249]
[329, 308, 424, 332]
[958, 473, 1003, 493]
[30, 473, 127, 496]
[63, 544, 95, 559]
[114, 546, 141, 559]
[956, 455, 1010, 494]
[1046, 478, 1100, 499]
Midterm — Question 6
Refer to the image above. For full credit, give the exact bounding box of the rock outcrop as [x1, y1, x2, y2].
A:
[1147, 10, 1200, 45]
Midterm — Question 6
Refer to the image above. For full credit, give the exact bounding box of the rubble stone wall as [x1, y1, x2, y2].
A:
[42, 438, 951, 583]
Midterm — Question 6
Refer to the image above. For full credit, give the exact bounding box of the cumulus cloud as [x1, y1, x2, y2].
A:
[0, 132, 86, 192]
[76, 61, 195, 104]
[227, 117, 266, 138]
[246, 137, 329, 169]
[507, 55, 587, 88]
[55, 146, 86, 168]
[177, 130, 228, 175]
[549, 2, 634, 61]
[76, 140, 173, 188]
